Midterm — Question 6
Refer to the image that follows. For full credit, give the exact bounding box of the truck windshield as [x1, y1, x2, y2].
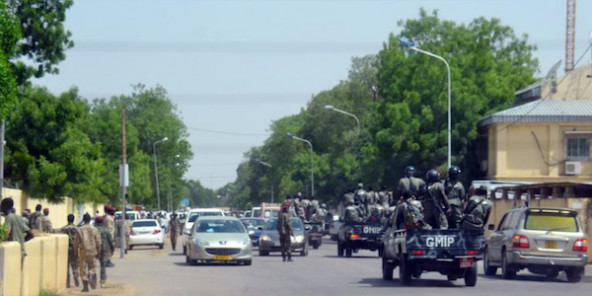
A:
[525, 213, 578, 232]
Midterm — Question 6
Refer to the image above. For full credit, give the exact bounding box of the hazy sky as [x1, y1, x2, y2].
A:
[35, 0, 592, 189]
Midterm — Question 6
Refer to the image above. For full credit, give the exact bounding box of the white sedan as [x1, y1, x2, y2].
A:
[129, 219, 165, 250]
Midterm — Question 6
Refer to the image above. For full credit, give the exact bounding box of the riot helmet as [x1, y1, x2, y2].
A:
[426, 169, 440, 182]
[404, 166, 416, 177]
[448, 166, 461, 180]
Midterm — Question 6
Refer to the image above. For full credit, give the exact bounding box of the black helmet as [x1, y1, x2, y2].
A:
[448, 166, 461, 179]
[404, 166, 416, 177]
[426, 169, 440, 182]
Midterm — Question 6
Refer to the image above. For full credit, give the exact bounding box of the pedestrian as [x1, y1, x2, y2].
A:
[61, 214, 80, 288]
[167, 213, 181, 251]
[1, 198, 34, 265]
[94, 216, 114, 288]
[445, 165, 466, 228]
[42, 208, 53, 233]
[75, 213, 101, 292]
[103, 205, 116, 267]
[29, 204, 43, 231]
[423, 169, 450, 230]
[277, 201, 294, 262]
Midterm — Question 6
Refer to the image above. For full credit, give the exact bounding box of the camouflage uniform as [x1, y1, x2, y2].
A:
[103, 214, 115, 262]
[29, 211, 43, 231]
[445, 180, 466, 228]
[300, 198, 312, 221]
[423, 182, 449, 230]
[41, 214, 53, 233]
[75, 223, 101, 288]
[95, 225, 114, 285]
[460, 195, 492, 230]
[167, 217, 181, 251]
[397, 176, 425, 202]
[277, 211, 293, 261]
[61, 223, 80, 287]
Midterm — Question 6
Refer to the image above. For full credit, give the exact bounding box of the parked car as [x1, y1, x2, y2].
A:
[240, 218, 266, 247]
[484, 207, 588, 282]
[185, 216, 252, 265]
[258, 217, 309, 256]
[129, 219, 164, 250]
[115, 210, 141, 221]
[182, 208, 225, 254]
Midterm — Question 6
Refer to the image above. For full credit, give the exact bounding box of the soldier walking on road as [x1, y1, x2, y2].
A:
[423, 170, 450, 230]
[41, 208, 53, 233]
[95, 216, 114, 288]
[103, 205, 116, 267]
[445, 166, 466, 228]
[61, 214, 80, 288]
[76, 213, 101, 292]
[278, 202, 294, 262]
[29, 204, 43, 231]
[167, 213, 181, 251]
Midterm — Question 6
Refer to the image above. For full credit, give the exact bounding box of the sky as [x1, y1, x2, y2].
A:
[35, 0, 592, 189]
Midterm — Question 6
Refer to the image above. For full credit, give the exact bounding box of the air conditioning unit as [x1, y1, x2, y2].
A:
[565, 161, 582, 175]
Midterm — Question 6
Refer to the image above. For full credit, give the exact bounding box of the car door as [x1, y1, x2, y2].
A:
[487, 212, 512, 263]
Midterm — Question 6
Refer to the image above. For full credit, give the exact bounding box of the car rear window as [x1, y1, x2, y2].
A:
[132, 221, 157, 227]
[525, 213, 578, 232]
[264, 218, 303, 231]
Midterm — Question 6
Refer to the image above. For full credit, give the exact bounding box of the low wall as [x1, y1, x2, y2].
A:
[0, 234, 68, 296]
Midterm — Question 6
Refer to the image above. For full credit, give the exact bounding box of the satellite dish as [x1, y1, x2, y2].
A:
[545, 59, 562, 80]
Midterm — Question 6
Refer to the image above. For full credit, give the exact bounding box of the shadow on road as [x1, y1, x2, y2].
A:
[168, 253, 185, 256]
[173, 262, 249, 267]
[479, 273, 592, 284]
[358, 277, 459, 288]
[324, 255, 380, 259]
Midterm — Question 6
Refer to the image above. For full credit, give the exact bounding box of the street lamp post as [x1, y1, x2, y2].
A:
[399, 37, 452, 168]
[152, 137, 168, 211]
[255, 159, 274, 203]
[324, 105, 360, 136]
[286, 132, 314, 197]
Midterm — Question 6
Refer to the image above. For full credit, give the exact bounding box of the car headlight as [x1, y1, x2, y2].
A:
[295, 235, 305, 243]
[193, 238, 209, 247]
[248, 230, 254, 235]
[242, 238, 251, 246]
[260, 235, 271, 241]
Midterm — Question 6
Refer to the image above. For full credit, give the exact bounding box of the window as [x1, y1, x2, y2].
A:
[525, 213, 578, 232]
[566, 137, 590, 159]
[132, 221, 157, 227]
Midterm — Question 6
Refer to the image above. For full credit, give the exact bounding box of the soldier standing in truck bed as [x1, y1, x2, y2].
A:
[397, 166, 425, 202]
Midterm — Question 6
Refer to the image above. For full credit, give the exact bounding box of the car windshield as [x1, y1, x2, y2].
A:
[132, 221, 158, 227]
[188, 211, 222, 223]
[241, 219, 265, 228]
[195, 220, 245, 233]
[252, 209, 261, 218]
[525, 213, 578, 232]
[264, 218, 303, 231]
[263, 209, 278, 218]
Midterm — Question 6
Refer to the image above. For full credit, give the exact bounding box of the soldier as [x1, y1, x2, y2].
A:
[277, 202, 294, 262]
[422, 169, 450, 230]
[377, 186, 390, 208]
[103, 205, 116, 267]
[445, 166, 466, 228]
[75, 213, 101, 292]
[29, 204, 43, 231]
[354, 183, 366, 206]
[1, 198, 34, 264]
[342, 187, 355, 207]
[460, 186, 492, 231]
[343, 196, 362, 223]
[397, 166, 425, 202]
[311, 203, 327, 223]
[40, 208, 53, 233]
[94, 216, 114, 288]
[365, 186, 378, 218]
[393, 192, 431, 230]
[300, 195, 312, 221]
[61, 214, 80, 288]
[22, 209, 31, 226]
[167, 213, 181, 251]
[310, 196, 320, 218]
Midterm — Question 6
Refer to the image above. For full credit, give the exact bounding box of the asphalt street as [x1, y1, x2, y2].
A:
[108, 237, 592, 296]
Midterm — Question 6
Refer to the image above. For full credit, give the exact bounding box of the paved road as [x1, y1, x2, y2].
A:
[108, 237, 592, 296]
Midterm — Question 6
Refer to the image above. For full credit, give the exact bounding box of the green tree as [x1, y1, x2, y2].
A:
[0, 1, 20, 118]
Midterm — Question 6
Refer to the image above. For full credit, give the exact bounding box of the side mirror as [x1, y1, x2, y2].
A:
[305, 226, 311, 231]
[257, 227, 263, 231]
[487, 224, 495, 231]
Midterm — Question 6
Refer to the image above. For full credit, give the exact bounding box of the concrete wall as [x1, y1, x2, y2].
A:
[488, 123, 592, 181]
[0, 235, 68, 296]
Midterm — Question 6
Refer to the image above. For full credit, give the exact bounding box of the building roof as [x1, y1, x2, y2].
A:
[479, 99, 592, 127]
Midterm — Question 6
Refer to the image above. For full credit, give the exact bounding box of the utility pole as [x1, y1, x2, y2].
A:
[0, 120, 5, 199]
[120, 110, 129, 258]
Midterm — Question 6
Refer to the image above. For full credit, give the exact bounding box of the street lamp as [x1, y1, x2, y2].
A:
[399, 37, 452, 168]
[152, 137, 168, 211]
[286, 132, 314, 197]
[324, 105, 360, 136]
[255, 158, 274, 203]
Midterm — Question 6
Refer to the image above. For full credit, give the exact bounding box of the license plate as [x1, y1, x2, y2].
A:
[139, 231, 150, 235]
[460, 258, 474, 268]
[213, 255, 233, 260]
[545, 240, 557, 248]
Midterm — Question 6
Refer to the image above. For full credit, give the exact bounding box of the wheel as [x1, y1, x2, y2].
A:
[464, 266, 478, 287]
[337, 241, 344, 257]
[483, 250, 497, 276]
[398, 254, 412, 285]
[345, 245, 352, 258]
[382, 257, 394, 280]
[183, 245, 186, 255]
[186, 255, 194, 266]
[259, 250, 269, 256]
[159, 244, 164, 249]
[501, 251, 516, 279]
[300, 244, 309, 256]
[243, 260, 252, 266]
[128, 245, 134, 250]
[566, 269, 583, 283]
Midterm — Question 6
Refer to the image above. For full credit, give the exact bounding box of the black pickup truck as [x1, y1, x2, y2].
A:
[337, 221, 384, 257]
[381, 214, 486, 286]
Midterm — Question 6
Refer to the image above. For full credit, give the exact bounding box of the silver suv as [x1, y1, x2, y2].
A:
[484, 207, 588, 282]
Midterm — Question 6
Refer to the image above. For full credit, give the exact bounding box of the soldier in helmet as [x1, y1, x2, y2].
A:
[445, 166, 466, 228]
[397, 166, 425, 202]
[460, 186, 492, 231]
[422, 169, 450, 230]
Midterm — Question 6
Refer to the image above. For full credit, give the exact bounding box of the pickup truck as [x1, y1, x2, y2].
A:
[337, 221, 384, 257]
[381, 207, 486, 286]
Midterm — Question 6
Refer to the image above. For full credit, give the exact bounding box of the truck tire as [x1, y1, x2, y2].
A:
[337, 241, 344, 257]
[382, 257, 394, 280]
[183, 245, 186, 255]
[398, 254, 412, 285]
[259, 250, 269, 256]
[566, 269, 583, 283]
[501, 252, 516, 279]
[483, 250, 497, 276]
[464, 266, 477, 287]
[345, 245, 352, 258]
